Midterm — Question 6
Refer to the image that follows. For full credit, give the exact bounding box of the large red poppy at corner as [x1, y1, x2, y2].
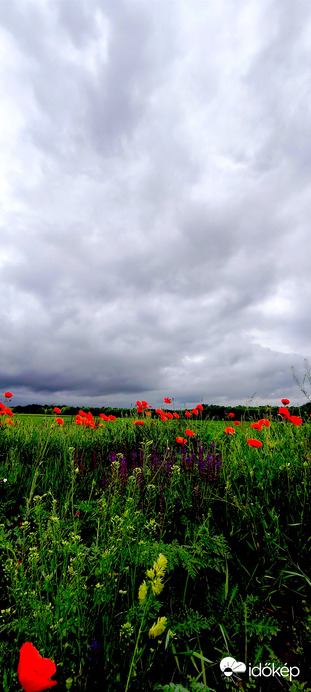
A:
[18, 642, 57, 692]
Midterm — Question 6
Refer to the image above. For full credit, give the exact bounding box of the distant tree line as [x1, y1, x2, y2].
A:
[11, 402, 311, 420]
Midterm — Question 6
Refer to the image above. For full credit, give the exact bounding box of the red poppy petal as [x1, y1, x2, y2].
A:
[18, 643, 57, 692]
[247, 439, 263, 447]
[289, 416, 302, 426]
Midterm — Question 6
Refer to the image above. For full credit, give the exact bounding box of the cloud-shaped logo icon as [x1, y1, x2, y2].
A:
[220, 657, 246, 677]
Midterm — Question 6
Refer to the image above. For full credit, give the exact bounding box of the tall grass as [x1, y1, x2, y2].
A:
[0, 414, 311, 690]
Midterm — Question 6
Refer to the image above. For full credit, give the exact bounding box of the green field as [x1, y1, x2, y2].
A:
[0, 413, 311, 691]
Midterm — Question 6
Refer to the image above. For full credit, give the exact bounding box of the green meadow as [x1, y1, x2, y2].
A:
[0, 412, 311, 691]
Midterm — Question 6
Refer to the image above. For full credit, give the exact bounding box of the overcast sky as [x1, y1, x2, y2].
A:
[1, 0, 311, 410]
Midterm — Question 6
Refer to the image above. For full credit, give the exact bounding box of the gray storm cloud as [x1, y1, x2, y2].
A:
[0, 0, 311, 408]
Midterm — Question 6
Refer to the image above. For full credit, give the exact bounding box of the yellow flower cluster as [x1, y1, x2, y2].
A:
[137, 554, 168, 638]
[138, 553, 168, 605]
[149, 616, 167, 638]
[138, 580, 148, 604]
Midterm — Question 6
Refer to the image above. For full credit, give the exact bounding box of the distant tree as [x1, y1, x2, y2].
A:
[14, 404, 45, 414]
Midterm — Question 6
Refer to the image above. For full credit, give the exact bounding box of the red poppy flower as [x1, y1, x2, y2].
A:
[165, 412, 173, 419]
[281, 399, 290, 405]
[160, 415, 167, 421]
[251, 423, 263, 430]
[192, 408, 198, 415]
[17, 642, 57, 691]
[258, 418, 270, 427]
[176, 437, 187, 444]
[184, 411, 191, 418]
[172, 412, 179, 418]
[288, 416, 302, 426]
[185, 429, 195, 436]
[53, 408, 61, 414]
[5, 419, 13, 425]
[233, 421, 240, 425]
[108, 415, 116, 421]
[247, 439, 263, 447]
[4, 392, 13, 398]
[155, 409, 163, 415]
[228, 413, 235, 418]
[56, 418, 63, 425]
[224, 427, 235, 435]
[99, 413, 109, 421]
[76, 420, 82, 425]
[134, 420, 144, 425]
[279, 407, 290, 419]
[164, 397, 171, 404]
[79, 410, 87, 418]
[141, 401, 148, 408]
[196, 404, 203, 411]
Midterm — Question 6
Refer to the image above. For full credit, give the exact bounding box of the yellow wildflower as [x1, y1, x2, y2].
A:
[151, 577, 164, 596]
[138, 580, 148, 605]
[154, 554, 167, 578]
[147, 568, 155, 580]
[149, 616, 167, 638]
